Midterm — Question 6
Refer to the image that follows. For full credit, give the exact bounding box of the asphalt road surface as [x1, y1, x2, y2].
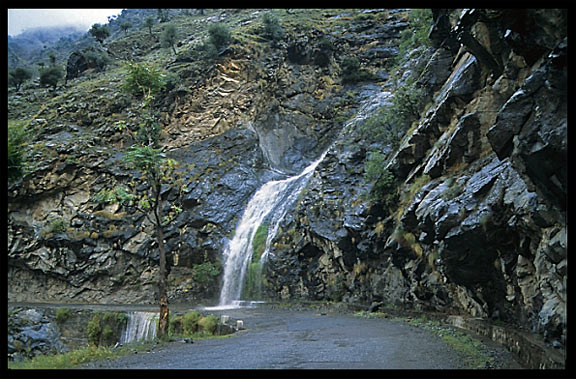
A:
[78, 307, 519, 370]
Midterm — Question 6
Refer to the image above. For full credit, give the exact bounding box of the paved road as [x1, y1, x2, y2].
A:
[79, 307, 483, 369]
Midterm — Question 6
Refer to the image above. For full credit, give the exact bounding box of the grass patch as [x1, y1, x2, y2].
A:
[7, 340, 156, 369]
[399, 316, 497, 369]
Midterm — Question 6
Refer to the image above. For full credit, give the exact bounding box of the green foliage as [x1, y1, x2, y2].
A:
[124, 145, 166, 181]
[87, 316, 102, 346]
[55, 308, 72, 323]
[120, 21, 132, 34]
[243, 260, 263, 300]
[39, 66, 64, 90]
[252, 223, 269, 261]
[8, 120, 29, 183]
[197, 315, 219, 334]
[8, 67, 33, 91]
[192, 261, 221, 285]
[144, 16, 155, 35]
[358, 79, 426, 150]
[391, 9, 433, 70]
[8, 344, 123, 369]
[358, 107, 402, 150]
[82, 49, 112, 72]
[87, 312, 127, 347]
[161, 23, 179, 55]
[341, 56, 376, 84]
[93, 186, 135, 205]
[208, 23, 232, 52]
[89, 23, 110, 44]
[364, 151, 398, 208]
[389, 80, 426, 128]
[121, 61, 166, 98]
[46, 218, 68, 234]
[261, 12, 284, 42]
[182, 312, 201, 336]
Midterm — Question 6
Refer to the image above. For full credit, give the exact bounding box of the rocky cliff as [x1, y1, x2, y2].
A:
[8, 8, 567, 358]
[264, 8, 567, 352]
[8, 9, 397, 304]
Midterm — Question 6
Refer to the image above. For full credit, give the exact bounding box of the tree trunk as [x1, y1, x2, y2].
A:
[153, 183, 170, 339]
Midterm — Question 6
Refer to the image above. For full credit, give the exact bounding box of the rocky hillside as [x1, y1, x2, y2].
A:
[8, 9, 399, 305]
[8, 8, 566, 360]
[264, 8, 567, 353]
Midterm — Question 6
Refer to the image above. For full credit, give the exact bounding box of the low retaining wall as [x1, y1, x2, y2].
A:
[446, 315, 565, 369]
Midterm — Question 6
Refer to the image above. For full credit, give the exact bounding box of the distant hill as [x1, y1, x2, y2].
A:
[8, 25, 90, 69]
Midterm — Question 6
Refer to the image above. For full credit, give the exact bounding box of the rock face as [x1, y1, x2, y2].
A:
[7, 10, 395, 305]
[264, 8, 567, 354]
[7, 8, 566, 361]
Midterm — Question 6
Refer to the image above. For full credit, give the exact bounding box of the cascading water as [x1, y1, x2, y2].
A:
[120, 312, 158, 344]
[213, 152, 328, 309]
[209, 85, 393, 310]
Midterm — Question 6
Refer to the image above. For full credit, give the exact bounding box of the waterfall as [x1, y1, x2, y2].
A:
[120, 312, 158, 344]
[209, 85, 392, 310]
[213, 152, 327, 309]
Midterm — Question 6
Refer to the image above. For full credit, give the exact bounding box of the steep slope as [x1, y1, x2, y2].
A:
[8, 9, 402, 304]
[264, 8, 567, 358]
[7, 9, 567, 366]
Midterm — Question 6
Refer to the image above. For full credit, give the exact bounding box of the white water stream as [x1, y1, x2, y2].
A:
[208, 86, 392, 310]
[211, 152, 328, 309]
[120, 311, 158, 344]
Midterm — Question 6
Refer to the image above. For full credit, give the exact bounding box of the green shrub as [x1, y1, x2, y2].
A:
[47, 218, 68, 234]
[39, 66, 64, 90]
[392, 9, 433, 69]
[87, 315, 102, 346]
[182, 312, 201, 336]
[197, 315, 219, 334]
[86, 312, 127, 347]
[261, 12, 284, 42]
[208, 23, 232, 52]
[358, 79, 426, 150]
[341, 56, 375, 84]
[82, 49, 112, 72]
[55, 308, 72, 323]
[8, 67, 33, 91]
[364, 152, 398, 208]
[121, 61, 166, 97]
[192, 261, 221, 285]
[8, 120, 29, 183]
[169, 314, 183, 336]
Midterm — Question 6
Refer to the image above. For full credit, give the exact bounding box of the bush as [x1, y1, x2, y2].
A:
[87, 316, 102, 346]
[358, 79, 426, 149]
[8, 67, 33, 91]
[55, 308, 72, 323]
[364, 151, 398, 208]
[192, 261, 221, 285]
[8, 120, 29, 183]
[261, 12, 284, 42]
[208, 23, 232, 52]
[39, 66, 64, 90]
[341, 56, 375, 84]
[197, 316, 219, 334]
[182, 312, 201, 336]
[82, 49, 112, 72]
[87, 312, 127, 347]
[161, 23, 178, 54]
[47, 218, 68, 234]
[390, 9, 433, 71]
[121, 61, 166, 97]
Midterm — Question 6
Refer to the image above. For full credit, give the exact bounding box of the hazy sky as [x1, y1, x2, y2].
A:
[8, 9, 124, 36]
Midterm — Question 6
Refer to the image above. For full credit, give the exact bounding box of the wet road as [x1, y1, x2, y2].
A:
[79, 307, 469, 369]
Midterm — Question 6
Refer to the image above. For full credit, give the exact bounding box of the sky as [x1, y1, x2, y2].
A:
[8, 9, 124, 36]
